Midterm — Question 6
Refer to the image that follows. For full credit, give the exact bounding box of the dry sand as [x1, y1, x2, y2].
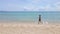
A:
[0, 23, 60, 34]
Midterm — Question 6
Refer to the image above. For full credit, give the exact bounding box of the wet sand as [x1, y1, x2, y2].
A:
[0, 23, 60, 34]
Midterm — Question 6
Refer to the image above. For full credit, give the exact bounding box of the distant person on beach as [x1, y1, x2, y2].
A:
[38, 15, 41, 24]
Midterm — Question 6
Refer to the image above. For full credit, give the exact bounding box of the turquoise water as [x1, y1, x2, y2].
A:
[0, 11, 60, 23]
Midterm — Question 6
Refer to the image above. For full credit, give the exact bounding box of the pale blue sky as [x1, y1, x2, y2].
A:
[0, 0, 60, 11]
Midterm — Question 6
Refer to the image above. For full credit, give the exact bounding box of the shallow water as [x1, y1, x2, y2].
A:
[0, 11, 60, 24]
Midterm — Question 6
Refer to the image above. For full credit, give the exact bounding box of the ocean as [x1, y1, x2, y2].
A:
[0, 11, 60, 24]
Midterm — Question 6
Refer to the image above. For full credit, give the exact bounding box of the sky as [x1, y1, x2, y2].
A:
[0, 0, 60, 11]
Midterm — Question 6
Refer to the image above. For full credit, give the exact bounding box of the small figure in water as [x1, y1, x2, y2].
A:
[38, 15, 41, 24]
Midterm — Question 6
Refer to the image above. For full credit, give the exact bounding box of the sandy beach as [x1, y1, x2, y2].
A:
[0, 23, 60, 34]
